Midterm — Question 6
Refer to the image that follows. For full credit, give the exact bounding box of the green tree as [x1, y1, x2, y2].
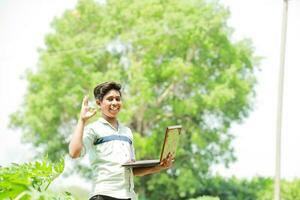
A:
[282, 179, 300, 200]
[10, 0, 258, 199]
[197, 176, 273, 200]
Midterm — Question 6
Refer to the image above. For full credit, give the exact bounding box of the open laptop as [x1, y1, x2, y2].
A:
[122, 125, 182, 168]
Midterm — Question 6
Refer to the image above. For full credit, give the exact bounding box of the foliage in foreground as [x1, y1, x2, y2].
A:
[0, 158, 74, 200]
[1, 157, 300, 200]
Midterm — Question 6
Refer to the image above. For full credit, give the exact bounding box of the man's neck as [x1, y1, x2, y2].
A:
[102, 115, 118, 129]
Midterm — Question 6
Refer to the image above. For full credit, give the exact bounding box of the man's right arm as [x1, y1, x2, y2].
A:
[69, 95, 97, 159]
[69, 119, 86, 158]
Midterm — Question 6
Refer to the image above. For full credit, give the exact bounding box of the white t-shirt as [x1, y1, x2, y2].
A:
[81, 118, 136, 199]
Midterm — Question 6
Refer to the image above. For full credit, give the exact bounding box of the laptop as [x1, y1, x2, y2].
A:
[122, 125, 182, 168]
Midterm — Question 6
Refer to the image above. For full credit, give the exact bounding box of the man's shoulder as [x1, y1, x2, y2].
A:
[85, 120, 102, 131]
[119, 122, 130, 130]
[119, 124, 133, 136]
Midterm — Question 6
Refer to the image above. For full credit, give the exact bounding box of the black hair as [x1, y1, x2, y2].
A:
[93, 81, 122, 100]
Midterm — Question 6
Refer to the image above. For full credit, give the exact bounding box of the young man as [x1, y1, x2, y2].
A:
[69, 81, 173, 200]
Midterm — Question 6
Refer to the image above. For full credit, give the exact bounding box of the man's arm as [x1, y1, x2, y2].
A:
[133, 155, 173, 176]
[69, 119, 86, 158]
[69, 96, 96, 159]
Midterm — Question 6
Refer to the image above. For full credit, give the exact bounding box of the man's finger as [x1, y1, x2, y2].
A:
[86, 109, 97, 118]
[91, 109, 97, 117]
[160, 158, 166, 166]
[82, 95, 89, 106]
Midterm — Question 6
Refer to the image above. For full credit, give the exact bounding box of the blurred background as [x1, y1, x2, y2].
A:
[1, 0, 300, 199]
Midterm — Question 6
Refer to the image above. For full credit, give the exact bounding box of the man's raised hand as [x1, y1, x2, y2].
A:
[80, 95, 97, 123]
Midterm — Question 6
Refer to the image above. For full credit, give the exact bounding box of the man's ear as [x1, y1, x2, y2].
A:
[96, 99, 101, 106]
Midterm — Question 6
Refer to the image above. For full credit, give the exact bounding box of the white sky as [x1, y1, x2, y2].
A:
[0, 0, 300, 181]
[216, 0, 300, 180]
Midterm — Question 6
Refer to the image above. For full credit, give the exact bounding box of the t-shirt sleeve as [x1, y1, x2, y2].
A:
[80, 125, 96, 157]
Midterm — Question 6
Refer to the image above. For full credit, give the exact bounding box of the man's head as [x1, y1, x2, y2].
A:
[94, 81, 122, 119]
[94, 81, 122, 101]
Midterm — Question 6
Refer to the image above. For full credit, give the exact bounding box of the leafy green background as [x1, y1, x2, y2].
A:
[3, 0, 300, 199]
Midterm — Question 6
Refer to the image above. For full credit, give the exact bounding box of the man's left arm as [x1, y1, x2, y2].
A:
[133, 155, 173, 176]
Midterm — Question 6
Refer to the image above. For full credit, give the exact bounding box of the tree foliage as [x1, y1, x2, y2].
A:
[190, 176, 300, 200]
[10, 0, 258, 199]
[198, 176, 273, 200]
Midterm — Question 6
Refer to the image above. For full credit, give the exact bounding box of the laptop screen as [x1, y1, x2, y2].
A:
[160, 125, 182, 161]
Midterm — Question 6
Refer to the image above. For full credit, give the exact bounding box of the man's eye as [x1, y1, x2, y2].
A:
[106, 97, 120, 101]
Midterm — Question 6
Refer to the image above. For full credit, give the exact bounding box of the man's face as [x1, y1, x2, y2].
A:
[98, 89, 122, 118]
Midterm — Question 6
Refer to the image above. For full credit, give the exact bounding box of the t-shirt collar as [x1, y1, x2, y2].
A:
[98, 117, 120, 131]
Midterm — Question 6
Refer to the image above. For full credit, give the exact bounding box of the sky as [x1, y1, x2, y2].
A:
[0, 0, 300, 183]
[215, 0, 300, 180]
[0, 0, 78, 165]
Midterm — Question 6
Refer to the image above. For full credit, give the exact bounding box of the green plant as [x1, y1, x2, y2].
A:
[0, 158, 74, 200]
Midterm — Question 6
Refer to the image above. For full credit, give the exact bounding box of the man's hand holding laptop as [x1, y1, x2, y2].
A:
[158, 152, 173, 170]
[123, 125, 181, 176]
[132, 153, 174, 176]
